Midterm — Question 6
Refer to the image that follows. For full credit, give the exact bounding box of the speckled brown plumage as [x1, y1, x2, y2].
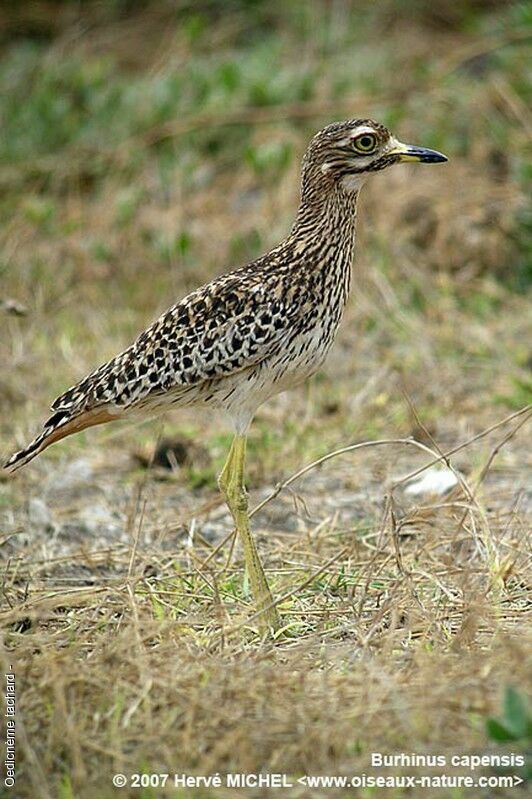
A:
[5, 118, 447, 472]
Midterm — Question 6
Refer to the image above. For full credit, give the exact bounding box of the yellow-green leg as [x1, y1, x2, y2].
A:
[218, 434, 280, 634]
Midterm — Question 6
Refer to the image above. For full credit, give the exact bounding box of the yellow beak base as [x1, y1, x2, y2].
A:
[390, 141, 448, 164]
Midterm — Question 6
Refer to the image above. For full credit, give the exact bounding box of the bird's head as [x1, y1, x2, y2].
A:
[302, 118, 447, 198]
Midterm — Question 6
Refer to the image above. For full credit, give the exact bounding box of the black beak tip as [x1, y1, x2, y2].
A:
[407, 146, 448, 164]
[421, 151, 448, 164]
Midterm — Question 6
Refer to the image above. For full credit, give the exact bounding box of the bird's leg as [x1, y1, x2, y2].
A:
[218, 435, 280, 634]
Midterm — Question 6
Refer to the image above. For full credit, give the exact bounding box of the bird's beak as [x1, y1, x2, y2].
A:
[389, 140, 448, 164]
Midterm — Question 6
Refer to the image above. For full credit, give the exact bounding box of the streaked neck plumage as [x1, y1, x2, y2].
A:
[287, 163, 361, 266]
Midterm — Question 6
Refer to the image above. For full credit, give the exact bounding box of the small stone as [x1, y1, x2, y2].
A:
[0, 298, 28, 316]
[28, 497, 55, 533]
[404, 467, 459, 497]
[79, 503, 124, 538]
[45, 458, 95, 500]
[57, 458, 93, 488]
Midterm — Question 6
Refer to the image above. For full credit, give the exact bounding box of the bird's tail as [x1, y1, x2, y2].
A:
[4, 406, 116, 473]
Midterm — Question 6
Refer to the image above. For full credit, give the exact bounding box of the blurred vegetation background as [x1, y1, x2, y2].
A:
[1, 6, 531, 797]
[1, 0, 530, 471]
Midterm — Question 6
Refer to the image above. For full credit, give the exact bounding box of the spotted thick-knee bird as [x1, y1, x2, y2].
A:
[5, 119, 447, 633]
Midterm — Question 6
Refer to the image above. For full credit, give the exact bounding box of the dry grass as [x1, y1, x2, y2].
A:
[0, 2, 531, 797]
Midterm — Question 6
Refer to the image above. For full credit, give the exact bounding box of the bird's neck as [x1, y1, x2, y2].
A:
[288, 186, 360, 254]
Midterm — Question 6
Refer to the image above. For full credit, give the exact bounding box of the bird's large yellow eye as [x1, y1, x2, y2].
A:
[353, 133, 377, 153]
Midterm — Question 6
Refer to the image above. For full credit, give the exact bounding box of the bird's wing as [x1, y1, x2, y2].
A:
[50, 265, 307, 415]
[4, 262, 309, 472]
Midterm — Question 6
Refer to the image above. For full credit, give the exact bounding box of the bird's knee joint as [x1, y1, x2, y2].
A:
[220, 481, 247, 511]
[228, 485, 247, 510]
[234, 489, 248, 512]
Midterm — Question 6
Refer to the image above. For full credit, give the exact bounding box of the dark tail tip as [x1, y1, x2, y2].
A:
[4, 439, 44, 473]
[3, 410, 72, 473]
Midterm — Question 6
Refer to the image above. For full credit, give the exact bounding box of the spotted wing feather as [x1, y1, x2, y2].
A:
[52, 263, 304, 414]
[4, 259, 307, 471]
